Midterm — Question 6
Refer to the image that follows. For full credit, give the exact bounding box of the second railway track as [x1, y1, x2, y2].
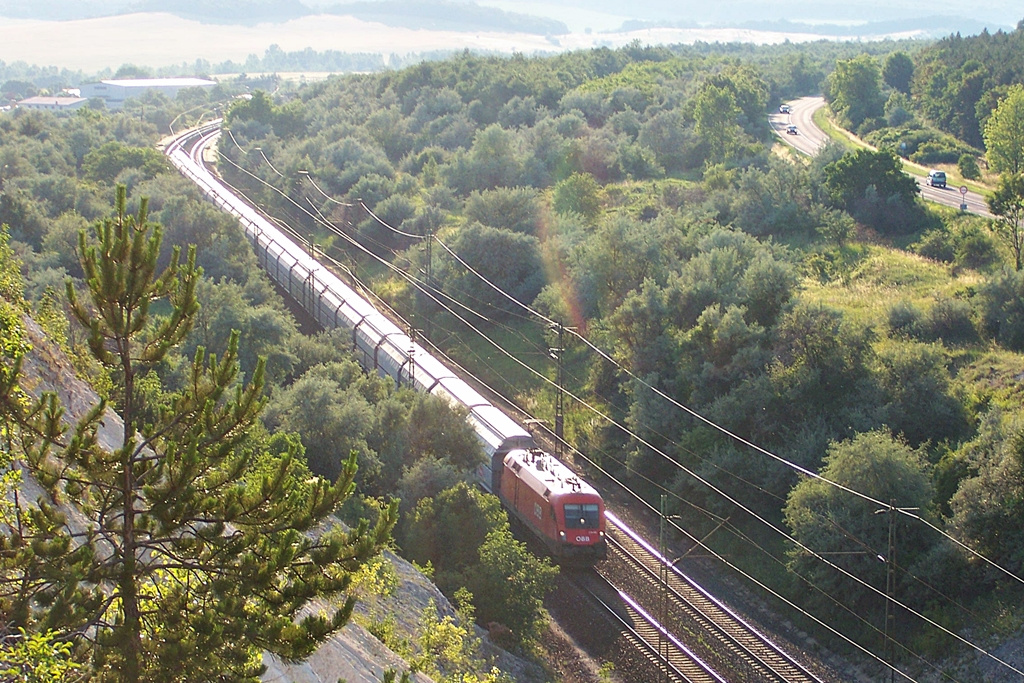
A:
[599, 515, 825, 683]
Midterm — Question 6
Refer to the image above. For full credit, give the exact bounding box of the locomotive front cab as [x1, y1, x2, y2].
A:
[555, 496, 607, 562]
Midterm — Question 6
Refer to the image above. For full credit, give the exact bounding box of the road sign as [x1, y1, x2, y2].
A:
[960, 185, 968, 195]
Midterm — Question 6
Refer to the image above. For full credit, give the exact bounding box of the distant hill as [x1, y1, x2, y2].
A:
[0, 0, 567, 33]
[0, 0, 1017, 35]
[0, 0, 308, 23]
[495, 0, 1019, 31]
[0, 0, 132, 20]
[128, 0, 309, 25]
[0, 0, 307, 22]
[322, 1, 567, 35]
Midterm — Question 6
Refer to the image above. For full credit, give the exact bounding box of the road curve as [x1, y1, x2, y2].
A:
[773, 97, 992, 218]
[770, 96, 829, 156]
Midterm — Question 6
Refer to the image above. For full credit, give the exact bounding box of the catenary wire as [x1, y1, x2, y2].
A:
[281, 158, 792, 507]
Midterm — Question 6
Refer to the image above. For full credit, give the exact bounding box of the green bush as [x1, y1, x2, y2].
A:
[980, 268, 1024, 351]
[913, 229, 955, 263]
[953, 224, 1001, 271]
[856, 117, 886, 136]
[887, 298, 977, 346]
[887, 300, 924, 338]
[923, 297, 978, 345]
[958, 154, 981, 180]
[864, 124, 979, 165]
[911, 141, 961, 165]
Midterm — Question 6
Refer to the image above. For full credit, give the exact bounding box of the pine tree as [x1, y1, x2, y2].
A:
[13, 186, 396, 681]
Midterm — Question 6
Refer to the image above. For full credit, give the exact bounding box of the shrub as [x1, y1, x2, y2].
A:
[953, 224, 1000, 271]
[923, 297, 977, 345]
[979, 268, 1024, 351]
[911, 141, 960, 165]
[866, 125, 979, 165]
[958, 154, 981, 180]
[914, 229, 955, 263]
[888, 300, 924, 338]
[856, 117, 886, 136]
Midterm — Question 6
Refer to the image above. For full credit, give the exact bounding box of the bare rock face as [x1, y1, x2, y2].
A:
[261, 619, 433, 683]
[17, 315, 125, 456]
[261, 548, 441, 683]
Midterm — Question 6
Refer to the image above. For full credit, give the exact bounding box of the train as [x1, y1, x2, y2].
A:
[163, 121, 607, 563]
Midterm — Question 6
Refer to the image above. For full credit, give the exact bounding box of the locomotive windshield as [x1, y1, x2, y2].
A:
[563, 503, 600, 529]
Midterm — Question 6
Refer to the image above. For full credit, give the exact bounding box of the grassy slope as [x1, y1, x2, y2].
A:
[800, 106, 1024, 413]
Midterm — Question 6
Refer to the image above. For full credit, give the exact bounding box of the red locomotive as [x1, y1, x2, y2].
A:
[498, 448, 607, 563]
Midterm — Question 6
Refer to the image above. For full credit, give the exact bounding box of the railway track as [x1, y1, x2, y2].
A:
[567, 570, 725, 683]
[603, 514, 825, 683]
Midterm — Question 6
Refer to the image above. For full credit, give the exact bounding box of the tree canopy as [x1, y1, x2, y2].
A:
[984, 84, 1024, 176]
[827, 54, 884, 130]
[785, 431, 935, 613]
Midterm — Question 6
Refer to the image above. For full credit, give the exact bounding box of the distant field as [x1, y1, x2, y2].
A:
[0, 11, 922, 73]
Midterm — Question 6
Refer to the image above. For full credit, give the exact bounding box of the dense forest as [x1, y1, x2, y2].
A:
[217, 37, 1024, 678]
[0, 83, 549, 680]
[1, 27, 1024, 681]
[824, 20, 1024, 170]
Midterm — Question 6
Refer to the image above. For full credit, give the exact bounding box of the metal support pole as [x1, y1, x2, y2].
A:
[548, 323, 566, 455]
[555, 322, 565, 451]
[874, 500, 916, 683]
[884, 501, 896, 683]
[424, 228, 433, 339]
[408, 328, 416, 388]
[660, 494, 668, 683]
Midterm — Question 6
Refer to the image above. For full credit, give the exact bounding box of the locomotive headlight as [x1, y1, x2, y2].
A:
[559, 531, 565, 539]
[599, 531, 604, 538]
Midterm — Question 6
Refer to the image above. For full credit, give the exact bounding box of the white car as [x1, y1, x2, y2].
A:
[786, 124, 798, 135]
[779, 104, 791, 114]
[926, 170, 947, 188]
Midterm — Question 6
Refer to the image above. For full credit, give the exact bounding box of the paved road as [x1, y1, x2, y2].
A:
[773, 96, 993, 218]
[770, 96, 829, 156]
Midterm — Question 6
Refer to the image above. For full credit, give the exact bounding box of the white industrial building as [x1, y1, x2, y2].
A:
[17, 96, 88, 112]
[80, 78, 216, 109]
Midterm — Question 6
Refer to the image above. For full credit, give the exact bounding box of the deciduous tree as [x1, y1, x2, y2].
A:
[824, 149, 917, 209]
[948, 417, 1024, 574]
[983, 84, 1024, 175]
[464, 186, 541, 235]
[784, 431, 935, 613]
[988, 172, 1024, 270]
[552, 172, 601, 221]
[883, 52, 914, 95]
[465, 527, 558, 644]
[441, 222, 545, 318]
[693, 82, 743, 164]
[822, 149, 921, 233]
[827, 55, 884, 130]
